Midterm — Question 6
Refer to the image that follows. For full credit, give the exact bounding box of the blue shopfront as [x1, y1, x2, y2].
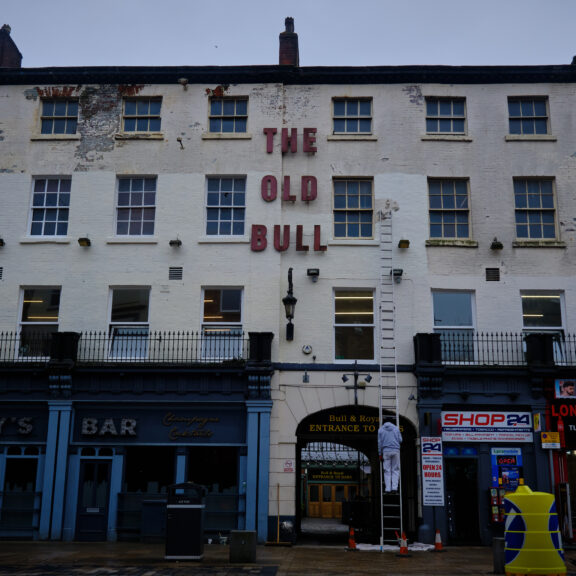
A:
[46, 400, 271, 542]
[0, 331, 275, 543]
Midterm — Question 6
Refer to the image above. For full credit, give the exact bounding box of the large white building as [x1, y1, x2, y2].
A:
[0, 19, 575, 546]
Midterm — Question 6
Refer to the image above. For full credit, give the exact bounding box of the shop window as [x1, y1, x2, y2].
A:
[1, 457, 39, 529]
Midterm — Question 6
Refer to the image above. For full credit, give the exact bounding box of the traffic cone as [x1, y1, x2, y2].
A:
[347, 525, 357, 551]
[396, 531, 411, 557]
[434, 529, 444, 552]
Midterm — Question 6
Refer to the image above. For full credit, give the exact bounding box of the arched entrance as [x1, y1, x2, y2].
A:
[296, 405, 418, 544]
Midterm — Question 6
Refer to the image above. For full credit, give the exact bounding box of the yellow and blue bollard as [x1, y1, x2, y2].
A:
[504, 485, 566, 576]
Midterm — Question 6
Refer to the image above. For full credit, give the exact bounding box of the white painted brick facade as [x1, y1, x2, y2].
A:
[1, 72, 576, 520]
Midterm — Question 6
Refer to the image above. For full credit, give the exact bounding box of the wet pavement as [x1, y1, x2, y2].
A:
[1, 540, 576, 576]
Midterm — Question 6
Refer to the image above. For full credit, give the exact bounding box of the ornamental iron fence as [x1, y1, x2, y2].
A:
[0, 330, 252, 367]
[415, 331, 576, 367]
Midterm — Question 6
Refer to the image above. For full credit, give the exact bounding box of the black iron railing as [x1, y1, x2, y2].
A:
[415, 331, 576, 367]
[0, 330, 251, 367]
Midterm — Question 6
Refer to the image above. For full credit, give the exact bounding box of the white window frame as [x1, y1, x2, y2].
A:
[508, 96, 549, 136]
[428, 178, 471, 240]
[205, 177, 246, 236]
[18, 287, 61, 359]
[40, 99, 78, 135]
[208, 97, 248, 134]
[513, 178, 557, 240]
[333, 289, 375, 362]
[115, 176, 157, 236]
[332, 98, 373, 135]
[521, 291, 566, 365]
[122, 98, 162, 133]
[29, 177, 71, 237]
[108, 287, 150, 360]
[333, 179, 374, 240]
[202, 288, 243, 360]
[425, 97, 466, 135]
[432, 290, 476, 363]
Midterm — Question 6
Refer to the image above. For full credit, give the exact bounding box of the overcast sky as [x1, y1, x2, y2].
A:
[4, 0, 576, 68]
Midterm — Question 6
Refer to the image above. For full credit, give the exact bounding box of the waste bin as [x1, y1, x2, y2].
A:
[165, 482, 205, 560]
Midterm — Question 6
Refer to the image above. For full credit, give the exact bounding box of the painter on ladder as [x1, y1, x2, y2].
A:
[378, 418, 402, 493]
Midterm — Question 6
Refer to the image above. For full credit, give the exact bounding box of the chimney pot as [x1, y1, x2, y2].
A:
[0, 24, 22, 68]
[279, 17, 299, 67]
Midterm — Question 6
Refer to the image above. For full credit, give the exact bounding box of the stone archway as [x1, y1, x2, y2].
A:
[295, 405, 418, 543]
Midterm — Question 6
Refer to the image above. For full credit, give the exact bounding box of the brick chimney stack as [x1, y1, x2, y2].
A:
[0, 25, 22, 68]
[279, 17, 299, 66]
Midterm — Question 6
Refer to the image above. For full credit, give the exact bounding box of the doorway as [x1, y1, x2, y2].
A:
[445, 458, 480, 544]
[76, 460, 111, 541]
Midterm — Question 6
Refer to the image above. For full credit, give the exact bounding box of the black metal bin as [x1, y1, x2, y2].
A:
[165, 482, 205, 560]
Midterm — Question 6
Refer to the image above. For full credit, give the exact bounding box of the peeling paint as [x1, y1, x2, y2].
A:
[36, 86, 81, 99]
[74, 84, 122, 164]
[23, 88, 38, 100]
[118, 85, 145, 97]
[403, 85, 423, 105]
[205, 85, 229, 98]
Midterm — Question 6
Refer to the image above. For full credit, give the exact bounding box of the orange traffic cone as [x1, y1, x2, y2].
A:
[434, 529, 444, 552]
[347, 526, 357, 551]
[396, 531, 411, 557]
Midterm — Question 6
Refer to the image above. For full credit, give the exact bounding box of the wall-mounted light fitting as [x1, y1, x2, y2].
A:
[341, 360, 373, 406]
[307, 268, 320, 282]
[490, 237, 503, 251]
[391, 269, 403, 283]
[78, 237, 91, 247]
[398, 239, 410, 249]
[0, 238, 5, 247]
[282, 268, 297, 341]
[169, 238, 182, 247]
[178, 77, 189, 90]
[302, 371, 310, 383]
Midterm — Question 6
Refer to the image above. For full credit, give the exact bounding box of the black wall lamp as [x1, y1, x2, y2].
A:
[282, 267, 297, 341]
[342, 360, 373, 405]
[490, 237, 503, 250]
[391, 269, 404, 283]
[0, 238, 5, 247]
[78, 237, 91, 247]
[169, 238, 182, 247]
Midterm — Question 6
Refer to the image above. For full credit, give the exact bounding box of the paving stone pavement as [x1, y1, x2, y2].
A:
[0, 542, 576, 576]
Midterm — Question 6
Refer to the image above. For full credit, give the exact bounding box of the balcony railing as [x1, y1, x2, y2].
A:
[415, 331, 576, 367]
[0, 330, 253, 367]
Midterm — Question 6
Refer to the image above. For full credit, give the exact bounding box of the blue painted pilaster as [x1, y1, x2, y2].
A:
[39, 401, 72, 540]
[246, 399, 272, 542]
[107, 452, 124, 541]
